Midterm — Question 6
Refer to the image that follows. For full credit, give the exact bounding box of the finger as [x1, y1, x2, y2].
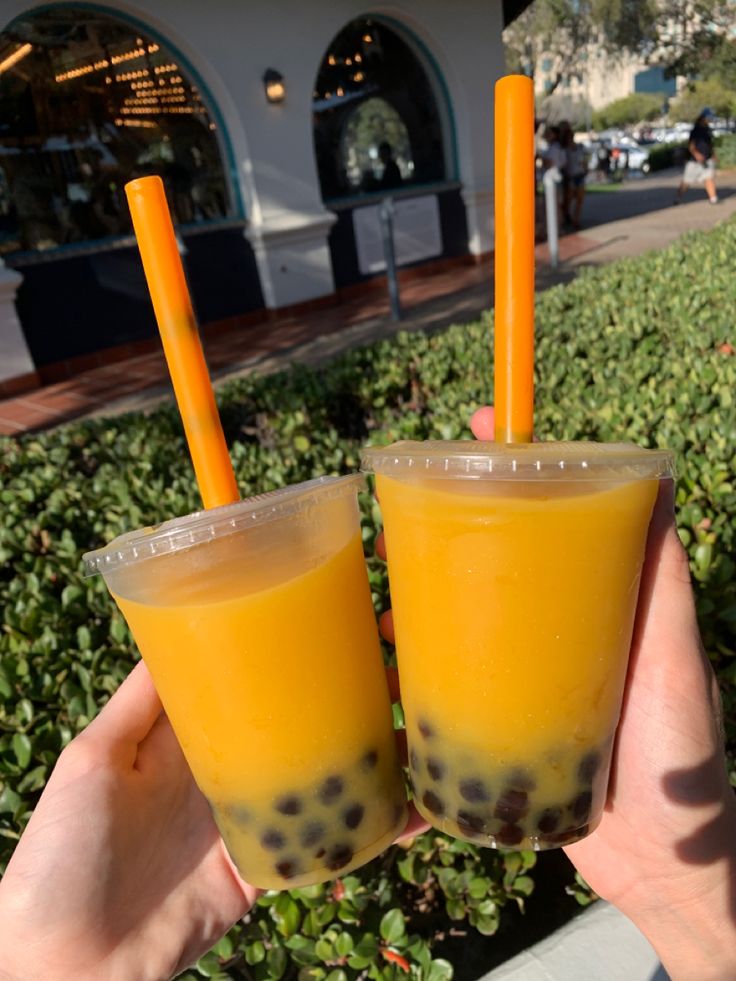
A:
[375, 530, 387, 561]
[395, 803, 431, 844]
[470, 406, 495, 441]
[379, 609, 395, 644]
[81, 660, 163, 757]
[385, 664, 400, 701]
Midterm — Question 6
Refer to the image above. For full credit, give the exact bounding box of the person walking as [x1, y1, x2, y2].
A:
[561, 128, 587, 229]
[674, 107, 719, 205]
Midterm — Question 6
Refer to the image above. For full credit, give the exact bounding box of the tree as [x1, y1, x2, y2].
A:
[504, 0, 736, 93]
[668, 78, 736, 122]
[591, 92, 665, 130]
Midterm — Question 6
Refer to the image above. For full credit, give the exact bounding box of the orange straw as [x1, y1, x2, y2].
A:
[494, 75, 535, 443]
[125, 176, 239, 509]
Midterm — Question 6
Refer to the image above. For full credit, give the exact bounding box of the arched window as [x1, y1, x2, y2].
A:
[313, 18, 448, 201]
[0, 7, 232, 258]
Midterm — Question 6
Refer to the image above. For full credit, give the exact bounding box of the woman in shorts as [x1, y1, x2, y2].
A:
[674, 107, 718, 204]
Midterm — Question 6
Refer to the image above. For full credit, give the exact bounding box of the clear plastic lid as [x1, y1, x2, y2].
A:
[83, 474, 364, 577]
[361, 441, 675, 482]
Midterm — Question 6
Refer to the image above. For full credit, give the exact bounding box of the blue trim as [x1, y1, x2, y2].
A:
[370, 13, 460, 182]
[6, 2, 245, 219]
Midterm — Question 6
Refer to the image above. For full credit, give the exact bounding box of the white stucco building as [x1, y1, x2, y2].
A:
[0, 1, 529, 391]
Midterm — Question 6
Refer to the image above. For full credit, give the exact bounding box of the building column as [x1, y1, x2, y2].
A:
[244, 210, 337, 310]
[0, 263, 35, 386]
[461, 184, 494, 257]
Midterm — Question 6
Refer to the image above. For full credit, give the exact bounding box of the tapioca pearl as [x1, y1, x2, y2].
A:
[541, 824, 588, 846]
[225, 804, 251, 823]
[275, 858, 300, 879]
[459, 778, 491, 804]
[317, 775, 344, 805]
[506, 767, 536, 792]
[274, 794, 302, 816]
[315, 847, 326, 859]
[261, 828, 286, 851]
[496, 823, 525, 846]
[537, 807, 563, 834]
[421, 789, 445, 817]
[361, 749, 379, 771]
[578, 751, 602, 785]
[300, 821, 326, 849]
[417, 718, 435, 740]
[392, 802, 406, 826]
[325, 843, 354, 871]
[409, 749, 421, 773]
[343, 803, 365, 830]
[426, 757, 445, 782]
[571, 790, 592, 823]
[456, 809, 485, 835]
[494, 789, 529, 824]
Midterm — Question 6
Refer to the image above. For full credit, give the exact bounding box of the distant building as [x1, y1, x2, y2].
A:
[0, 0, 531, 393]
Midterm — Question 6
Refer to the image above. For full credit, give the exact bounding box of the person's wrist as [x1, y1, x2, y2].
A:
[618, 801, 736, 979]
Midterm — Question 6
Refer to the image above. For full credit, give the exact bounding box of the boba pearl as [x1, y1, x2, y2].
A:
[578, 751, 602, 785]
[422, 789, 445, 816]
[506, 768, 536, 792]
[418, 718, 435, 740]
[459, 778, 491, 803]
[325, 843, 354, 871]
[274, 794, 302, 816]
[571, 790, 592, 823]
[300, 821, 326, 848]
[426, 757, 445, 781]
[361, 749, 379, 770]
[317, 775, 344, 805]
[537, 807, 563, 834]
[343, 803, 365, 830]
[456, 809, 485, 835]
[410, 749, 421, 773]
[261, 828, 286, 850]
[275, 858, 300, 879]
[496, 824, 525, 846]
[494, 789, 529, 824]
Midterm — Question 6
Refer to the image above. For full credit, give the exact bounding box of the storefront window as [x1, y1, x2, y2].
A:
[0, 7, 231, 258]
[313, 19, 448, 201]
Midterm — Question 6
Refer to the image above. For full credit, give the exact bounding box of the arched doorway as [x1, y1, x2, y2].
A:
[312, 16, 467, 289]
[0, 5, 263, 373]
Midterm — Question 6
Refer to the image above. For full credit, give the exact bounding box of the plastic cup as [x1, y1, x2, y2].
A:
[83, 475, 407, 888]
[361, 440, 675, 850]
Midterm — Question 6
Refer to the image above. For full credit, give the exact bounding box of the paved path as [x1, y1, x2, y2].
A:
[1, 168, 735, 435]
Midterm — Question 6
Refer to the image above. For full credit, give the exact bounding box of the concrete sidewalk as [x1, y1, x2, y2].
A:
[1, 167, 734, 435]
[480, 902, 669, 981]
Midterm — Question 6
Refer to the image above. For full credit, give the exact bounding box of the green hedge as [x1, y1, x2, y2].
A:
[646, 140, 687, 172]
[1, 217, 735, 978]
[716, 133, 736, 169]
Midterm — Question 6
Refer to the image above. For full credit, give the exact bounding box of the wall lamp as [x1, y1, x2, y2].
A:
[263, 68, 285, 104]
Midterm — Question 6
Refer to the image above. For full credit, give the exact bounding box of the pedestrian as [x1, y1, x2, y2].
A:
[674, 107, 719, 205]
[561, 129, 587, 229]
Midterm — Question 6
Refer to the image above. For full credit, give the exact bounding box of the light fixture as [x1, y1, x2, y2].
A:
[262, 68, 285, 104]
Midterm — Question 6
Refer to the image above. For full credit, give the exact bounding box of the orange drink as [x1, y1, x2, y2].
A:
[363, 441, 674, 849]
[84, 476, 406, 888]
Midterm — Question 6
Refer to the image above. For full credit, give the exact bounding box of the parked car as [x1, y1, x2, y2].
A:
[609, 142, 651, 173]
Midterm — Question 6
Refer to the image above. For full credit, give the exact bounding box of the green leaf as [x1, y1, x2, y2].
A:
[266, 945, 288, 979]
[426, 959, 454, 981]
[379, 909, 406, 945]
[11, 733, 32, 769]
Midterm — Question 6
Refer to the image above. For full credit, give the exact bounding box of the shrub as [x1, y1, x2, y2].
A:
[646, 140, 687, 171]
[716, 133, 736, 169]
[1, 217, 735, 977]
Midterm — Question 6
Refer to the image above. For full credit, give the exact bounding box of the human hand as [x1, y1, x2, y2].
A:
[0, 661, 256, 981]
[0, 659, 426, 981]
[469, 407, 736, 980]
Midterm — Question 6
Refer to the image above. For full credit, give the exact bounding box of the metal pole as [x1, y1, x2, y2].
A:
[379, 197, 402, 321]
[542, 168, 559, 270]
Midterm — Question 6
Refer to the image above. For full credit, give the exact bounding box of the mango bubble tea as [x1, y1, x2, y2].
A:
[84, 475, 407, 888]
[362, 441, 674, 850]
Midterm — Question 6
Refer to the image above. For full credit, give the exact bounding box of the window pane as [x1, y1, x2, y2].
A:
[0, 7, 231, 258]
[313, 19, 447, 200]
